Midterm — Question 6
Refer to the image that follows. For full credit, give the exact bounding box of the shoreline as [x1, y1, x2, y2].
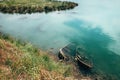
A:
[0, 1, 78, 14]
[0, 32, 117, 80]
[0, 32, 92, 79]
[0, 32, 80, 79]
[0, 0, 117, 79]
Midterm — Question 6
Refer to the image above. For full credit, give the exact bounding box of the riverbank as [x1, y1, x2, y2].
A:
[0, 32, 115, 80]
[0, 32, 84, 79]
[0, 0, 78, 14]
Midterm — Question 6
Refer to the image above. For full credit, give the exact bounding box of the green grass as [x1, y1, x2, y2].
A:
[0, 0, 59, 7]
[0, 0, 78, 13]
[0, 33, 73, 79]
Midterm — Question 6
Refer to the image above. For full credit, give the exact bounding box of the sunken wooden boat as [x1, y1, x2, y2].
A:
[75, 55, 93, 69]
[58, 48, 69, 61]
[58, 44, 76, 61]
[58, 44, 93, 69]
[75, 47, 93, 69]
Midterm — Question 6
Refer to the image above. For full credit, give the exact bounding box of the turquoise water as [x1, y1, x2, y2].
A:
[0, 0, 120, 79]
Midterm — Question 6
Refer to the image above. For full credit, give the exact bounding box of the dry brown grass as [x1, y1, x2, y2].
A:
[0, 34, 77, 80]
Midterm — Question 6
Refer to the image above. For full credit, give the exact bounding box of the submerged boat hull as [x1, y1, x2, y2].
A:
[58, 44, 93, 69]
[75, 55, 93, 69]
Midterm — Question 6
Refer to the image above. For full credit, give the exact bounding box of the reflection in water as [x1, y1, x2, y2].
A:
[64, 19, 120, 76]
[0, 0, 120, 79]
[72, 0, 120, 55]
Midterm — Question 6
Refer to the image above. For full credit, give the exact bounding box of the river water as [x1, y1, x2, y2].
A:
[0, 0, 120, 79]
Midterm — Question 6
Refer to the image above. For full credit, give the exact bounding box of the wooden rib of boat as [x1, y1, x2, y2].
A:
[58, 44, 93, 69]
[58, 48, 69, 61]
[75, 47, 93, 69]
[75, 55, 93, 69]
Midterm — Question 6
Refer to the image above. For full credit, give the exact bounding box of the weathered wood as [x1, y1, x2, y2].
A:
[75, 55, 93, 69]
[58, 44, 93, 69]
[58, 48, 69, 61]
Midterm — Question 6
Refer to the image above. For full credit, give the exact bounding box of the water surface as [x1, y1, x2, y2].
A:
[0, 0, 120, 79]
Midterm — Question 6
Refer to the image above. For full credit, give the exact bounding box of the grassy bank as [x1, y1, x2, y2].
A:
[0, 34, 116, 80]
[0, 33, 77, 80]
[0, 0, 78, 13]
